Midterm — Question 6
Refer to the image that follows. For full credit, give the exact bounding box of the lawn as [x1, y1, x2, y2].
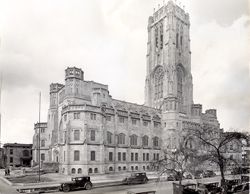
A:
[6, 175, 53, 183]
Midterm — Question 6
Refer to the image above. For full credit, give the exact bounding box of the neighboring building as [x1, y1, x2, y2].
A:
[0, 147, 4, 168]
[33, 1, 221, 175]
[4, 143, 32, 167]
[32, 122, 50, 164]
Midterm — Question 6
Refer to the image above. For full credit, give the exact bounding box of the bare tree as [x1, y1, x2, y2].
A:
[151, 136, 198, 185]
[190, 127, 247, 192]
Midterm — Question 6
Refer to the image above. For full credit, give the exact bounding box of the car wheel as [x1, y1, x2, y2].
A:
[62, 185, 70, 192]
[85, 182, 92, 190]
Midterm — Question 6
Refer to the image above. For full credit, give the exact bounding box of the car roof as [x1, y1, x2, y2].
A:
[73, 176, 90, 178]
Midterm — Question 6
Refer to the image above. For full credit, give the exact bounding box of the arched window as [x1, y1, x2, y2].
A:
[88, 168, 92, 174]
[118, 166, 121, 171]
[71, 168, 76, 174]
[41, 140, 45, 147]
[77, 168, 82, 174]
[118, 133, 125, 144]
[109, 166, 113, 171]
[123, 166, 126, 170]
[154, 67, 164, 100]
[135, 166, 138, 171]
[142, 136, 149, 146]
[131, 166, 134, 171]
[94, 168, 98, 173]
[23, 150, 29, 157]
[107, 131, 113, 144]
[130, 134, 138, 146]
[177, 65, 184, 108]
[153, 137, 159, 147]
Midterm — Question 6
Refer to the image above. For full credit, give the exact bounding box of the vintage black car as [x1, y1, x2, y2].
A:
[227, 182, 249, 194]
[203, 170, 216, 178]
[59, 176, 93, 192]
[122, 172, 149, 184]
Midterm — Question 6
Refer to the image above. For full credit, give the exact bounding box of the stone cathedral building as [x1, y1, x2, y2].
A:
[33, 1, 220, 175]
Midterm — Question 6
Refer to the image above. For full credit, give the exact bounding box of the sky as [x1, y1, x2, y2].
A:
[0, 0, 249, 144]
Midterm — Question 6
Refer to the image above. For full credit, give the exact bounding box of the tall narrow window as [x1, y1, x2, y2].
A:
[155, 27, 158, 48]
[41, 153, 45, 161]
[153, 137, 159, 147]
[123, 152, 126, 161]
[177, 66, 184, 108]
[130, 135, 138, 146]
[107, 131, 112, 144]
[118, 152, 121, 161]
[109, 152, 113, 161]
[118, 133, 125, 144]
[90, 113, 96, 120]
[154, 67, 164, 100]
[90, 130, 95, 141]
[41, 140, 45, 147]
[131, 153, 134, 161]
[142, 136, 149, 146]
[74, 150, 80, 161]
[74, 130, 80, 141]
[176, 33, 179, 48]
[90, 151, 95, 161]
[160, 24, 163, 49]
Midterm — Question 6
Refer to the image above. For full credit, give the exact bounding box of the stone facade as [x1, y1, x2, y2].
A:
[32, 1, 222, 175]
[3, 143, 32, 167]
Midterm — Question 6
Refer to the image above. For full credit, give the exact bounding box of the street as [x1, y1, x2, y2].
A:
[54, 181, 173, 194]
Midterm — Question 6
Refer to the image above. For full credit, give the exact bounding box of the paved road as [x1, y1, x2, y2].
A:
[53, 181, 173, 194]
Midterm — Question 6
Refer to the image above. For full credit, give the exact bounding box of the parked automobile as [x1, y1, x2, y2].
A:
[241, 175, 250, 183]
[194, 170, 203, 179]
[183, 172, 193, 179]
[203, 170, 216, 178]
[227, 182, 249, 194]
[225, 178, 241, 191]
[59, 176, 92, 192]
[231, 167, 250, 175]
[197, 182, 222, 194]
[122, 172, 148, 185]
[167, 174, 176, 181]
[182, 183, 200, 194]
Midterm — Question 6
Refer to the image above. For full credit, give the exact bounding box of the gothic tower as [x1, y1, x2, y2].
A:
[144, 1, 193, 115]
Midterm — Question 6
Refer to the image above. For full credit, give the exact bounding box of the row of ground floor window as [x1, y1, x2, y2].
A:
[61, 164, 156, 175]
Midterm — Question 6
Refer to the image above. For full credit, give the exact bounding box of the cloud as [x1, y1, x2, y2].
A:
[192, 15, 250, 130]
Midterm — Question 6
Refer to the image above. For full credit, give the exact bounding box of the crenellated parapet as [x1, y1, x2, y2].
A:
[65, 67, 84, 81]
[50, 83, 64, 94]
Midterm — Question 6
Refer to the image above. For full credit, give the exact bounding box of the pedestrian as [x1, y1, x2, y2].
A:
[7, 167, 10, 175]
[4, 168, 7, 176]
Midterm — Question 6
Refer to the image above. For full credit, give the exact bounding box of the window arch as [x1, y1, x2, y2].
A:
[118, 133, 125, 144]
[71, 168, 76, 174]
[130, 134, 138, 146]
[23, 150, 29, 157]
[154, 67, 164, 100]
[94, 168, 98, 173]
[88, 168, 92, 174]
[177, 65, 184, 108]
[153, 136, 159, 147]
[142, 135, 149, 146]
[77, 168, 82, 174]
[41, 140, 45, 147]
[109, 166, 113, 171]
[107, 131, 113, 144]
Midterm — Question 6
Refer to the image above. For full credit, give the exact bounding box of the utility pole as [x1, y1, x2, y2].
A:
[38, 92, 41, 181]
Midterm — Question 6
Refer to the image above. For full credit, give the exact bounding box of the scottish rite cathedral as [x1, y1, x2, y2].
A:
[33, 1, 220, 175]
